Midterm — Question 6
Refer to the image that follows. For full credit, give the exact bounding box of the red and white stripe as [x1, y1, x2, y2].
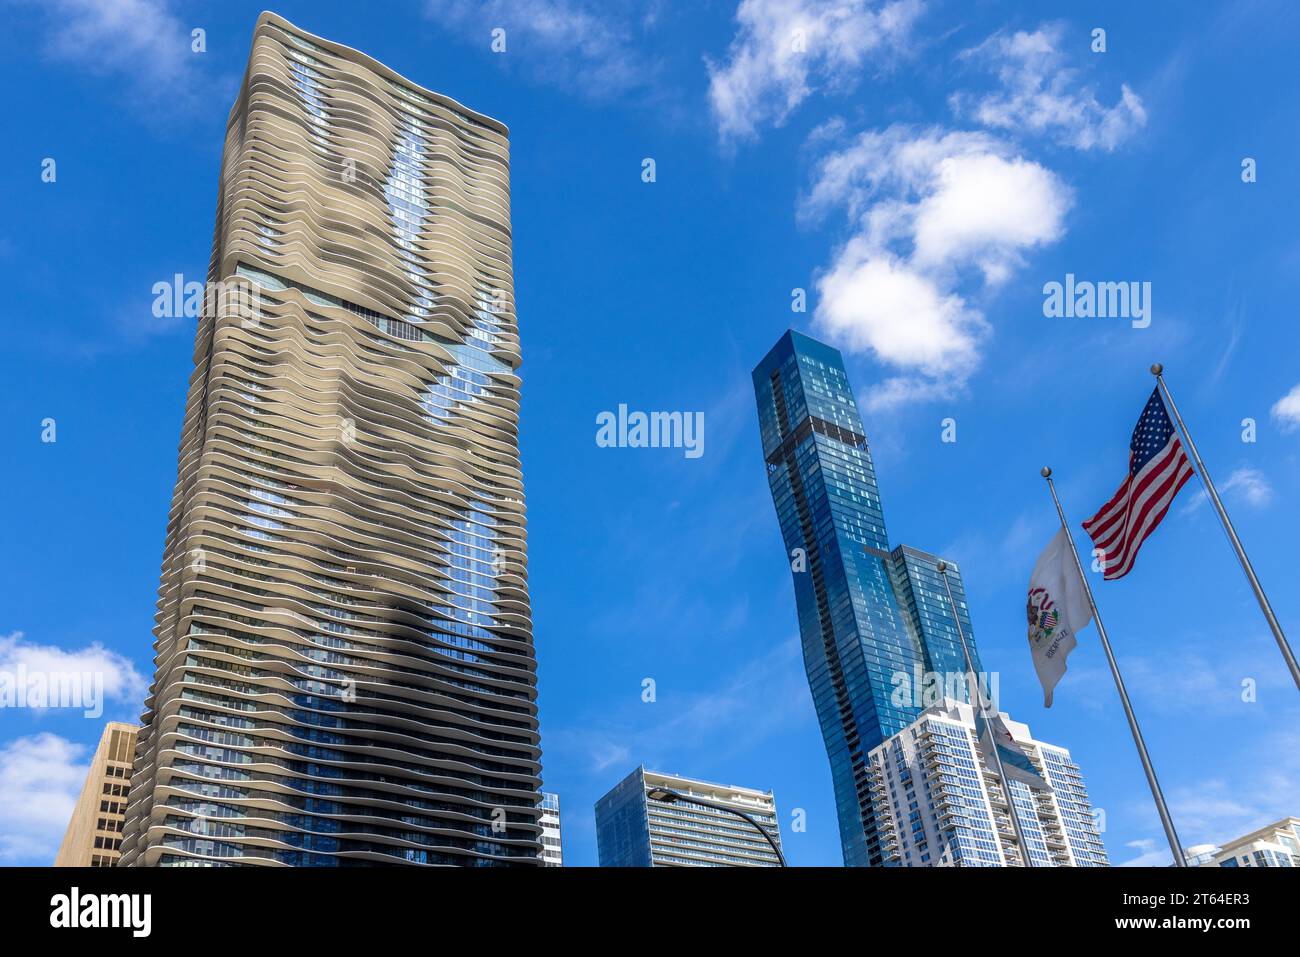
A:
[1082, 436, 1194, 580]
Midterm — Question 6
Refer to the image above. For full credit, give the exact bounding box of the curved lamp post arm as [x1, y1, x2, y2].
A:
[648, 788, 786, 867]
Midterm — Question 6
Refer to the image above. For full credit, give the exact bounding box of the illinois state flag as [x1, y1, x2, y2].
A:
[974, 708, 1049, 790]
[1027, 528, 1092, 707]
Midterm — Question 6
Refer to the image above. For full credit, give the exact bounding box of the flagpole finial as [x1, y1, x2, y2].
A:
[936, 561, 948, 574]
[1040, 466, 1052, 478]
[1150, 362, 1163, 376]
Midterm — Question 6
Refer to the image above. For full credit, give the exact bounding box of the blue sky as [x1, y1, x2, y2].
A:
[2, 0, 1298, 867]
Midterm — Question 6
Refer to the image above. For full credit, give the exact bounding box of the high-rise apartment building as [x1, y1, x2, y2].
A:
[1185, 817, 1300, 867]
[866, 699, 1108, 867]
[54, 722, 140, 867]
[539, 791, 563, 866]
[754, 330, 984, 866]
[594, 767, 783, 867]
[119, 13, 542, 866]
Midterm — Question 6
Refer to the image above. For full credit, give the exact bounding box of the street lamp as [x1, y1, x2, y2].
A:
[646, 786, 787, 867]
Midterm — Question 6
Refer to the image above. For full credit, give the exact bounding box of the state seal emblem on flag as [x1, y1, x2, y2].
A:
[1026, 586, 1059, 649]
[1026, 528, 1090, 705]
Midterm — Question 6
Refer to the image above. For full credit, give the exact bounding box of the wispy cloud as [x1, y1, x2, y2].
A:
[1067, 640, 1294, 718]
[707, 0, 924, 145]
[0, 734, 88, 864]
[1221, 467, 1273, 507]
[1116, 837, 1170, 867]
[8, 0, 225, 119]
[951, 22, 1147, 152]
[547, 636, 811, 778]
[69, 300, 192, 362]
[1119, 726, 1300, 863]
[1209, 296, 1246, 386]
[1179, 466, 1272, 516]
[800, 125, 1071, 409]
[424, 0, 664, 99]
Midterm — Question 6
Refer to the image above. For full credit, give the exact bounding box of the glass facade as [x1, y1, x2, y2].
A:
[753, 330, 983, 866]
[594, 768, 783, 867]
[594, 769, 654, 867]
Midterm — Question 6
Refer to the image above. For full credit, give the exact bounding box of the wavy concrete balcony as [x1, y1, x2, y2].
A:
[119, 12, 542, 867]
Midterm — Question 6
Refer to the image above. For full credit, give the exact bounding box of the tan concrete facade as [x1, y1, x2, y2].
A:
[54, 722, 140, 867]
[118, 12, 541, 866]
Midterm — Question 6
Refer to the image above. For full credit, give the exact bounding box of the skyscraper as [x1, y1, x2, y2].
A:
[753, 330, 982, 866]
[538, 791, 564, 866]
[595, 768, 783, 867]
[54, 722, 139, 867]
[119, 13, 542, 866]
[866, 699, 1108, 867]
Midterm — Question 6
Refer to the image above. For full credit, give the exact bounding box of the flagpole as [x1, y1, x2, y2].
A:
[936, 561, 1035, 867]
[1152, 364, 1300, 692]
[1040, 467, 1186, 866]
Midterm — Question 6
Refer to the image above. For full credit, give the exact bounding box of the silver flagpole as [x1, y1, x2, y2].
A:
[1041, 467, 1186, 866]
[1152, 364, 1300, 692]
[936, 561, 1035, 868]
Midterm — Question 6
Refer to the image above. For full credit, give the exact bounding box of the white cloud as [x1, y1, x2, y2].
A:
[11, 0, 214, 101]
[802, 125, 1071, 408]
[913, 152, 1071, 278]
[1181, 466, 1272, 516]
[1116, 837, 1171, 867]
[1271, 383, 1300, 432]
[0, 631, 148, 714]
[589, 741, 631, 774]
[424, 0, 661, 97]
[817, 246, 981, 371]
[952, 23, 1147, 152]
[1170, 776, 1293, 847]
[1222, 467, 1273, 507]
[1120, 727, 1300, 863]
[1068, 638, 1297, 720]
[0, 734, 88, 864]
[40, 0, 189, 75]
[707, 0, 924, 144]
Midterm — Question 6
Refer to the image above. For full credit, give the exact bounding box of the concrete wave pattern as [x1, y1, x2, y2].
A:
[119, 13, 542, 867]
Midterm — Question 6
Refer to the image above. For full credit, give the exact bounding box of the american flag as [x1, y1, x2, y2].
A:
[1083, 387, 1194, 580]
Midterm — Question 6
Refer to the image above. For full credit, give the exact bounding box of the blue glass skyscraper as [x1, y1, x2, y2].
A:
[753, 330, 984, 867]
